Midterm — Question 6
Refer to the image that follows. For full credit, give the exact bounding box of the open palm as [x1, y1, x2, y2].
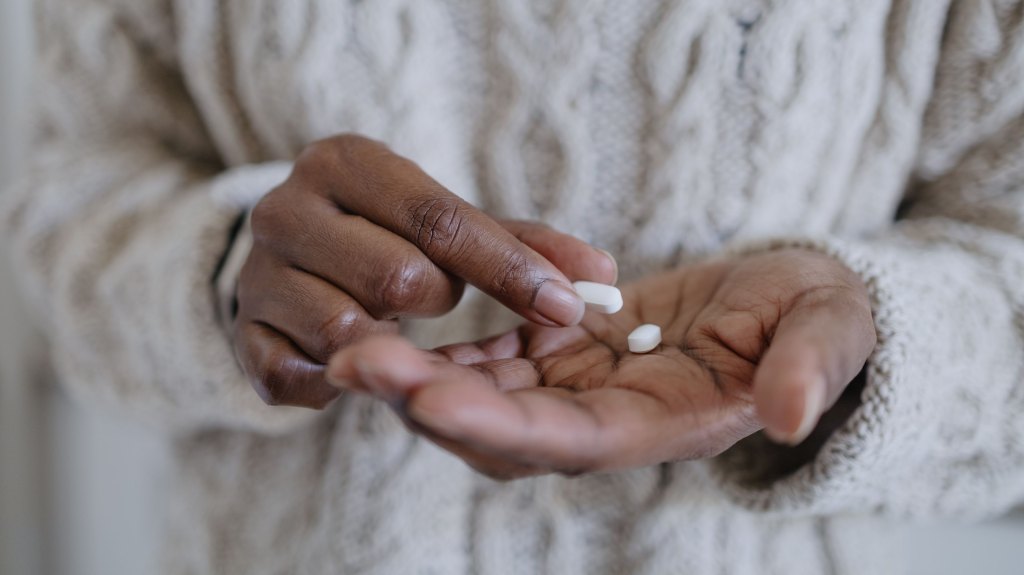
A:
[329, 249, 875, 479]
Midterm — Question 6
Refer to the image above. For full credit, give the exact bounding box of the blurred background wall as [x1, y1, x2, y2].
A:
[0, 2, 169, 574]
[1, 1, 1024, 574]
[0, 0, 44, 572]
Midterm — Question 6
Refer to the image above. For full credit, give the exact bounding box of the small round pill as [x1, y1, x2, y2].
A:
[627, 324, 661, 353]
[571, 281, 623, 314]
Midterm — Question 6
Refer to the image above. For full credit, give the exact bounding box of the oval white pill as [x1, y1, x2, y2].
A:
[571, 281, 623, 314]
[627, 324, 661, 353]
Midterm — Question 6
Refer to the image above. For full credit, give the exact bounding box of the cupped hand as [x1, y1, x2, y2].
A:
[234, 135, 616, 408]
[327, 249, 876, 479]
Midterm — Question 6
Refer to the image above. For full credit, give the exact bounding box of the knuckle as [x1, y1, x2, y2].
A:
[295, 135, 391, 203]
[333, 133, 380, 155]
[298, 134, 379, 171]
[404, 196, 470, 258]
[249, 194, 281, 242]
[296, 138, 341, 170]
[493, 251, 533, 299]
[376, 258, 431, 316]
[312, 306, 362, 359]
[250, 348, 313, 407]
[250, 190, 299, 246]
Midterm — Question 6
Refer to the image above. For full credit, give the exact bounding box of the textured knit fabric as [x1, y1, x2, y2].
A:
[3, 0, 1024, 573]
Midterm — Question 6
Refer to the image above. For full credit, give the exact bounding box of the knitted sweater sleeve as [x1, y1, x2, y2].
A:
[0, 0, 318, 433]
[712, 0, 1024, 519]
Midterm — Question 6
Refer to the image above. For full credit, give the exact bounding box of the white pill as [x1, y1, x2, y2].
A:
[627, 324, 661, 353]
[572, 281, 623, 314]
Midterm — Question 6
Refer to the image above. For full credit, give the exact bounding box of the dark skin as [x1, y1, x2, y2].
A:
[236, 134, 612, 408]
[236, 134, 877, 480]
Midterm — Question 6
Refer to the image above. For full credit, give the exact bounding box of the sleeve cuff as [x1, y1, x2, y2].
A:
[210, 161, 290, 333]
[710, 221, 1022, 518]
[710, 235, 904, 515]
[215, 210, 253, 333]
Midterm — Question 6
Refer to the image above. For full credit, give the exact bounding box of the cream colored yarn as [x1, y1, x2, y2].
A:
[4, 1, 1024, 573]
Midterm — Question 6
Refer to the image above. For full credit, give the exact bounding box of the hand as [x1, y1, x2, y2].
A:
[234, 135, 616, 408]
[327, 249, 876, 479]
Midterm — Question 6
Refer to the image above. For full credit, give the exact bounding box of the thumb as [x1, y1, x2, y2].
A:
[752, 288, 875, 445]
[500, 220, 618, 285]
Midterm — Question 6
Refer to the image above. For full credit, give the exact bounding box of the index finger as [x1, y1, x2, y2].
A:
[307, 135, 585, 327]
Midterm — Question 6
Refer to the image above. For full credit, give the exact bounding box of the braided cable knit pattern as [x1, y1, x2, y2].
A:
[4, 0, 1024, 573]
[473, 1, 601, 231]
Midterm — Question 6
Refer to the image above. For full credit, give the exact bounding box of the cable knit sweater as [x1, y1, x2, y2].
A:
[4, 0, 1024, 573]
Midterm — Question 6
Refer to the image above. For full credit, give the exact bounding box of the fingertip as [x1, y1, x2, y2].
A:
[755, 372, 826, 445]
[753, 287, 872, 445]
[595, 248, 619, 285]
[791, 378, 826, 444]
[327, 335, 432, 396]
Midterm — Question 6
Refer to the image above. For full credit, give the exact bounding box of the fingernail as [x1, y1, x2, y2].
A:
[596, 248, 619, 285]
[787, 379, 826, 445]
[534, 281, 585, 326]
[325, 355, 355, 389]
[354, 359, 389, 395]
